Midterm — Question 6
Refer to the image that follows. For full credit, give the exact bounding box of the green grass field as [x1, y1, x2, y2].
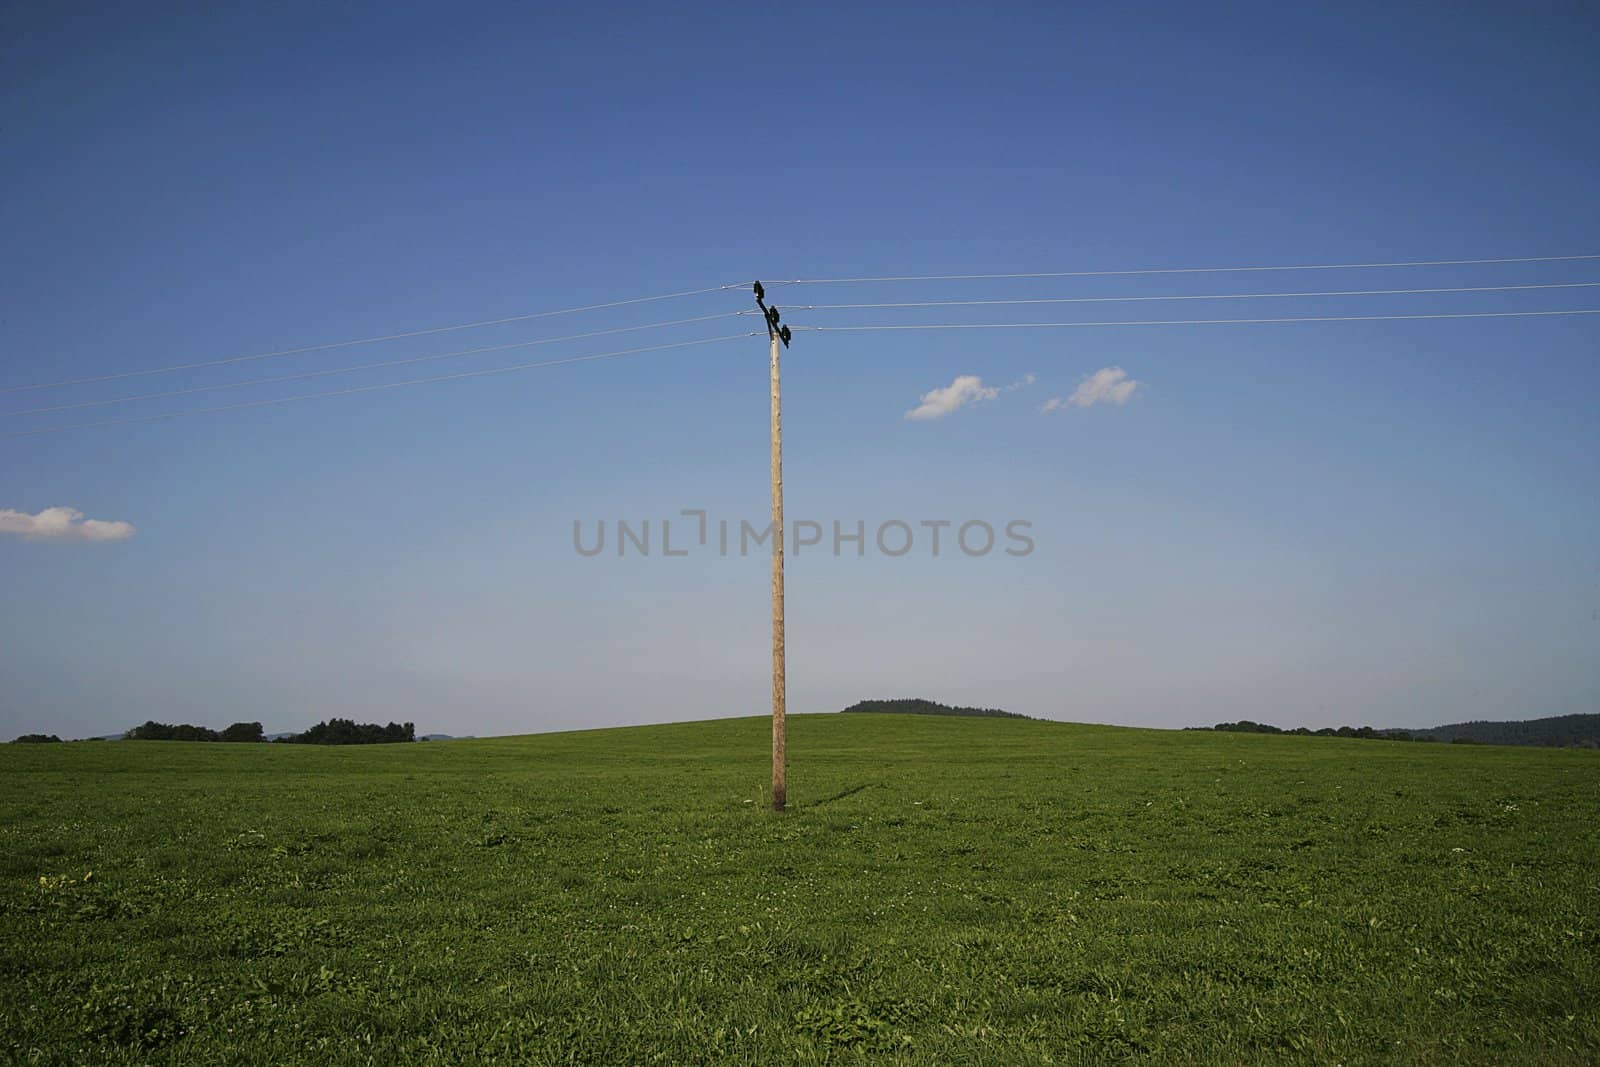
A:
[2, 714, 1597, 1064]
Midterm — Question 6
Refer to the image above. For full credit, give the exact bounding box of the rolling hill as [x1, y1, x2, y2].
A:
[1, 713, 1595, 1063]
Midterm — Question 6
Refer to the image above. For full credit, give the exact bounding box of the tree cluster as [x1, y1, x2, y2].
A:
[12, 734, 63, 744]
[840, 698, 1032, 720]
[275, 719, 414, 745]
[123, 721, 264, 742]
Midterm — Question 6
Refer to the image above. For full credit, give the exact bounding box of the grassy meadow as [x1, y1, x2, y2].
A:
[1, 713, 1597, 1064]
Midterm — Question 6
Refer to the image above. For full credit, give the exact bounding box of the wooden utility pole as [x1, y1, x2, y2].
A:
[754, 282, 791, 811]
[769, 325, 785, 812]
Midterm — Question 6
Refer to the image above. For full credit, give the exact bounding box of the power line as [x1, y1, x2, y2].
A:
[784, 281, 1600, 311]
[794, 309, 1600, 332]
[0, 281, 750, 395]
[3, 312, 745, 418]
[768, 254, 1600, 286]
[5, 333, 758, 439]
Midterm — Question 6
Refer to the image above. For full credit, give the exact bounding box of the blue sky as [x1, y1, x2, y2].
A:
[2, 2, 1596, 739]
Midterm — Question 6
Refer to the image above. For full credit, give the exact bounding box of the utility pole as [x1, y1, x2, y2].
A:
[753, 282, 792, 811]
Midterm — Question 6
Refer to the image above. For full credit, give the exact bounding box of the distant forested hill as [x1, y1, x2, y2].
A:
[1196, 713, 1599, 748]
[1412, 714, 1599, 748]
[841, 699, 1032, 720]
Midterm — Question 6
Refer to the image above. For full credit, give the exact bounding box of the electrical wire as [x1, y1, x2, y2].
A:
[3, 312, 745, 418]
[0, 281, 750, 395]
[5, 333, 759, 439]
[782, 281, 1600, 311]
[767, 254, 1600, 286]
[793, 309, 1600, 331]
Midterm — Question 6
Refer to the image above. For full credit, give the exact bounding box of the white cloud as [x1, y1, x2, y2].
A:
[905, 375, 1000, 420]
[0, 506, 137, 543]
[904, 372, 1037, 421]
[1040, 366, 1141, 413]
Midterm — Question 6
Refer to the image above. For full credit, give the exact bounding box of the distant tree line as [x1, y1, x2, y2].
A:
[1195, 721, 1430, 742]
[275, 718, 414, 745]
[1191, 713, 1599, 749]
[12, 733, 63, 744]
[123, 721, 265, 742]
[841, 698, 1033, 720]
[115, 718, 415, 745]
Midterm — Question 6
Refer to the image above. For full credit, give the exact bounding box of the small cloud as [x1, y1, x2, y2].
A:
[906, 372, 1037, 420]
[0, 506, 137, 543]
[905, 375, 999, 420]
[1040, 366, 1141, 412]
